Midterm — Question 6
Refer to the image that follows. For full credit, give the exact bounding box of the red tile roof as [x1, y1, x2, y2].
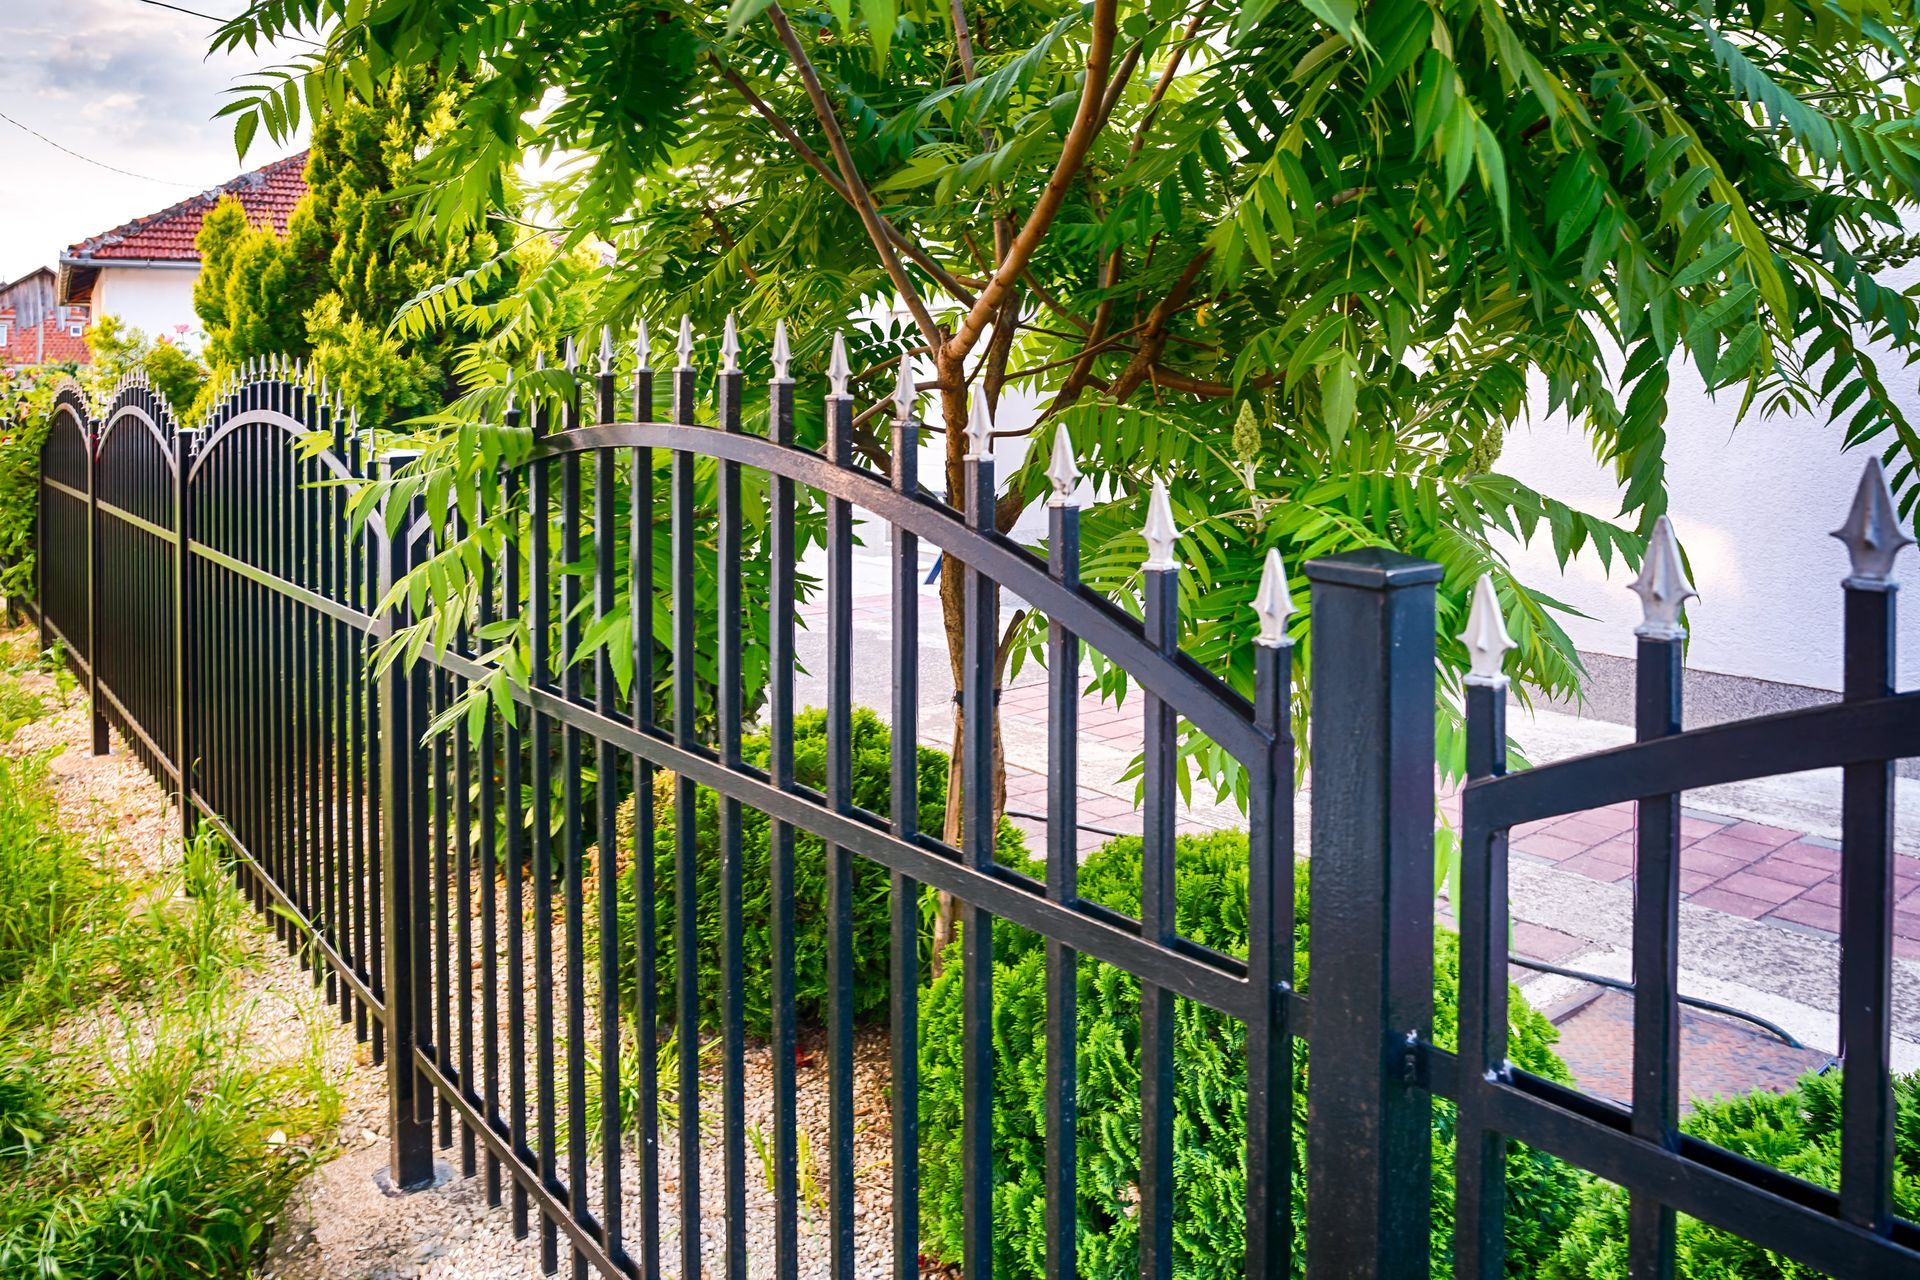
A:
[63, 151, 309, 264]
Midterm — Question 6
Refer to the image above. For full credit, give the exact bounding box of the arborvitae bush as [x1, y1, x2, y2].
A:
[918, 829, 1589, 1279]
[1546, 1069, 1920, 1278]
[621, 706, 1033, 1037]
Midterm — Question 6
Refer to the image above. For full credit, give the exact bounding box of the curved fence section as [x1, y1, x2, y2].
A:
[37, 381, 91, 669]
[94, 379, 180, 778]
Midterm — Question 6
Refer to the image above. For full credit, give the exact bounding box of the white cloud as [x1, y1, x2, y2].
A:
[0, 0, 310, 282]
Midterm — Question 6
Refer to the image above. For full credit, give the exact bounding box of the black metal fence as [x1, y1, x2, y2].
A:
[32, 346, 1920, 1279]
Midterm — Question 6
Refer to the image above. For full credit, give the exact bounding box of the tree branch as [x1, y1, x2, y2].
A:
[711, 53, 980, 307]
[761, 9, 944, 345]
[949, 0, 978, 81]
[941, 0, 1118, 363]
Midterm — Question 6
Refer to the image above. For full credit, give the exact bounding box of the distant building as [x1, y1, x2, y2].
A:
[0, 267, 89, 368]
[55, 151, 309, 341]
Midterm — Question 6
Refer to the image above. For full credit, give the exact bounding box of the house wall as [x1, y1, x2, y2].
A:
[91, 266, 201, 344]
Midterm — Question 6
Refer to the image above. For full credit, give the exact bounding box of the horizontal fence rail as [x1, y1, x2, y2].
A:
[32, 341, 1919, 1280]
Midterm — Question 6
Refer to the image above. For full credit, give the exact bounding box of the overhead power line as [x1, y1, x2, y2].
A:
[131, 0, 326, 46]
[0, 109, 202, 187]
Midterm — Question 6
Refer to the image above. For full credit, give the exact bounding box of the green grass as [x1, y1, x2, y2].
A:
[0, 645, 339, 1278]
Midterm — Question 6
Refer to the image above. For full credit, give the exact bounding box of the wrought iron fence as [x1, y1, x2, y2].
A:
[31, 337, 1920, 1279]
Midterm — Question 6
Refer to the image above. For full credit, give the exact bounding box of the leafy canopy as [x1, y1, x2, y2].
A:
[215, 0, 1920, 792]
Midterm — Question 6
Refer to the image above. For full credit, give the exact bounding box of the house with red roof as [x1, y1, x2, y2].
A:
[55, 151, 308, 346]
[0, 268, 90, 369]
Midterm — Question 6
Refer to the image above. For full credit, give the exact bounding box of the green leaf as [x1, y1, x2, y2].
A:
[1322, 351, 1358, 450]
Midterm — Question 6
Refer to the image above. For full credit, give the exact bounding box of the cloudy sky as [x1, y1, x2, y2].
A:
[0, 0, 309, 284]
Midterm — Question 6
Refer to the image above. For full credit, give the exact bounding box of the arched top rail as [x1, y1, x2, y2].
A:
[1467, 688, 1920, 828]
[189, 408, 362, 487]
[97, 404, 179, 478]
[534, 420, 1270, 767]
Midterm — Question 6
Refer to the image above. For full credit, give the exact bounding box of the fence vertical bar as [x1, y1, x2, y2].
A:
[824, 338, 857, 1280]
[889, 360, 922, 1280]
[378, 450, 435, 1192]
[173, 428, 200, 842]
[86, 414, 107, 754]
[530, 370, 561, 1273]
[1628, 518, 1691, 1280]
[560, 344, 590, 1280]
[502, 387, 532, 1241]
[1303, 548, 1438, 1280]
[1044, 428, 1081, 1280]
[765, 328, 800, 1280]
[716, 319, 749, 1280]
[960, 392, 997, 1280]
[629, 332, 663, 1280]
[1138, 478, 1179, 1280]
[1835, 458, 1909, 1233]
[1245, 550, 1295, 1280]
[669, 320, 702, 1280]
[592, 331, 626, 1266]
[1454, 575, 1514, 1280]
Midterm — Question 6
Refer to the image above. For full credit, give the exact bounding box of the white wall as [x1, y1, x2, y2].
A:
[1497, 320, 1920, 694]
[92, 266, 201, 346]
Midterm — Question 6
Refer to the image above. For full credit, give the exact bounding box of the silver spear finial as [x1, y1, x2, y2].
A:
[1630, 515, 1697, 640]
[1460, 572, 1516, 685]
[1046, 425, 1080, 506]
[721, 313, 740, 373]
[893, 355, 915, 423]
[965, 391, 994, 461]
[771, 320, 792, 383]
[1142, 476, 1180, 571]
[676, 316, 695, 369]
[1252, 548, 1294, 647]
[827, 331, 851, 399]
[1832, 455, 1914, 588]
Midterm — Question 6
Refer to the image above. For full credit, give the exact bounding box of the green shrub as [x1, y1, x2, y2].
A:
[918, 829, 1588, 1279]
[623, 706, 1034, 1037]
[1546, 1069, 1920, 1278]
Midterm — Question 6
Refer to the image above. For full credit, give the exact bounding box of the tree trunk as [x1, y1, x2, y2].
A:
[930, 351, 1009, 973]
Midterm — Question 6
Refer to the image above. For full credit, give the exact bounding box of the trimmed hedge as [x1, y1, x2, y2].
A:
[1545, 1069, 1920, 1278]
[918, 829, 1588, 1279]
[620, 706, 1032, 1037]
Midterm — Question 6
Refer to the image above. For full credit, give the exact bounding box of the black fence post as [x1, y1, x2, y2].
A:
[1304, 548, 1439, 1280]
[173, 427, 200, 843]
[86, 417, 107, 755]
[377, 449, 434, 1192]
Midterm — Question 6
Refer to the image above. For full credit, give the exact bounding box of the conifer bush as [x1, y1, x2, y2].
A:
[918, 829, 1588, 1279]
[1545, 1069, 1920, 1278]
[621, 706, 1034, 1037]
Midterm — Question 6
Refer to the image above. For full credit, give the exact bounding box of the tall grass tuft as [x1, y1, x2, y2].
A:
[0, 713, 338, 1277]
